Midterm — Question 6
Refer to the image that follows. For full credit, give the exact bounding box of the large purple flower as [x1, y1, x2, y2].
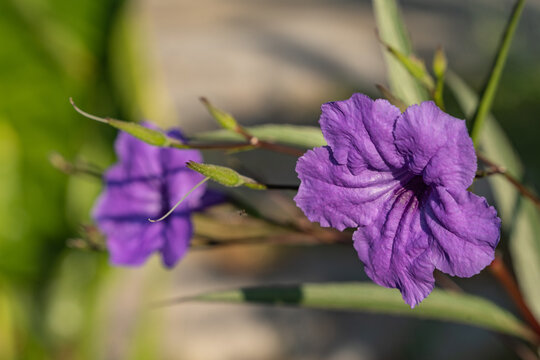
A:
[295, 94, 501, 307]
[93, 124, 208, 268]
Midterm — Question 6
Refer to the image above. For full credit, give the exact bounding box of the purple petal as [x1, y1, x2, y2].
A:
[161, 145, 206, 212]
[353, 188, 435, 307]
[424, 187, 501, 277]
[162, 129, 202, 172]
[113, 127, 163, 182]
[394, 101, 476, 191]
[294, 146, 403, 231]
[93, 175, 162, 221]
[320, 94, 404, 173]
[161, 216, 192, 268]
[93, 123, 209, 268]
[105, 221, 165, 266]
[93, 130, 164, 222]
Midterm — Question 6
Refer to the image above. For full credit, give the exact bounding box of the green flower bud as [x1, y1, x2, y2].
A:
[433, 47, 447, 80]
[186, 161, 266, 189]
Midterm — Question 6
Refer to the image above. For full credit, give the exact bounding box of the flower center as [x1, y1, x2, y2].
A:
[399, 175, 429, 205]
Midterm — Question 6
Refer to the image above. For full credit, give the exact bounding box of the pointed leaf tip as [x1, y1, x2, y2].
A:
[200, 97, 240, 132]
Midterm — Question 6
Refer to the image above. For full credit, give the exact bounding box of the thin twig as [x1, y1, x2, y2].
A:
[475, 166, 506, 179]
[264, 184, 299, 190]
[221, 112, 305, 157]
[257, 141, 305, 157]
[200, 97, 305, 157]
[70, 97, 109, 123]
[477, 153, 540, 210]
[172, 142, 256, 151]
[191, 233, 349, 250]
[49, 152, 104, 179]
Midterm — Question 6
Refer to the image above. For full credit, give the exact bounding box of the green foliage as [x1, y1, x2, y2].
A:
[381, 43, 435, 92]
[469, 0, 527, 144]
[108, 119, 169, 146]
[0, 0, 125, 357]
[192, 282, 537, 342]
[510, 198, 540, 321]
[373, 0, 429, 105]
[192, 124, 326, 149]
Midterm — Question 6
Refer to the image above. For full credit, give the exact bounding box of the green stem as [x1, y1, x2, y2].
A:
[470, 0, 526, 145]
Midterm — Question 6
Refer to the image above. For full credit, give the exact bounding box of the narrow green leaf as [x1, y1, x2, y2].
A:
[510, 199, 540, 321]
[70, 99, 172, 147]
[192, 124, 326, 149]
[381, 41, 435, 92]
[469, 0, 527, 144]
[107, 119, 170, 147]
[373, 0, 429, 105]
[190, 282, 536, 342]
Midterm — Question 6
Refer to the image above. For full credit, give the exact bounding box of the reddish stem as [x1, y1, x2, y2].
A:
[489, 255, 540, 341]
[232, 122, 305, 157]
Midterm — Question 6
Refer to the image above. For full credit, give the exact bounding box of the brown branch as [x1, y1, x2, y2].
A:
[172, 142, 256, 151]
[256, 141, 305, 157]
[475, 166, 506, 179]
[199, 97, 305, 157]
[226, 119, 305, 157]
[477, 153, 540, 210]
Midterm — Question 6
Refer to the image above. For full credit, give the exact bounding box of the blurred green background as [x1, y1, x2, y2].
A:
[0, 0, 125, 357]
[0, 0, 539, 359]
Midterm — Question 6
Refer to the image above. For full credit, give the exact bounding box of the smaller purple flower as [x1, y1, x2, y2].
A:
[93, 123, 208, 268]
[295, 94, 501, 307]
